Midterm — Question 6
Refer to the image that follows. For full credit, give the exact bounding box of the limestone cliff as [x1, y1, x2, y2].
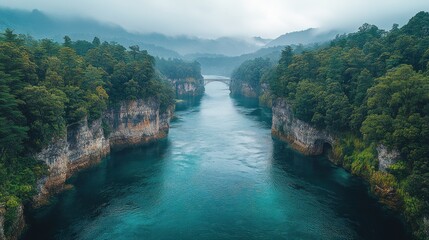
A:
[377, 144, 400, 172]
[0, 99, 174, 239]
[271, 98, 406, 211]
[34, 118, 110, 204]
[34, 99, 174, 204]
[271, 98, 335, 155]
[229, 79, 259, 98]
[171, 77, 204, 97]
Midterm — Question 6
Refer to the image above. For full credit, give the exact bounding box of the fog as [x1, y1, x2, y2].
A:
[0, 0, 427, 38]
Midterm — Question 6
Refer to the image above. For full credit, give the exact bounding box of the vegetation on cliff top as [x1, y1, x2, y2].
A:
[234, 11, 429, 239]
[0, 29, 175, 235]
[230, 57, 273, 96]
[156, 57, 203, 80]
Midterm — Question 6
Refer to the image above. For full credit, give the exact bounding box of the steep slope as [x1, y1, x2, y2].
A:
[266, 28, 341, 47]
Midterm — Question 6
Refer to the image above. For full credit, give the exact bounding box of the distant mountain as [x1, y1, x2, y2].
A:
[186, 46, 285, 76]
[0, 8, 181, 58]
[188, 41, 331, 77]
[0, 8, 262, 57]
[252, 37, 273, 46]
[265, 28, 341, 47]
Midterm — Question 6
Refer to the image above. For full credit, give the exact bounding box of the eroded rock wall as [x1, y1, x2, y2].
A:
[271, 98, 335, 155]
[171, 77, 205, 97]
[34, 99, 173, 204]
[229, 79, 259, 98]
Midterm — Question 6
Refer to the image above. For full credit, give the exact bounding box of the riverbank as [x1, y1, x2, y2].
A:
[23, 82, 408, 240]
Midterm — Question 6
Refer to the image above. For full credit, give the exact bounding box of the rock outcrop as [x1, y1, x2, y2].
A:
[171, 77, 204, 97]
[34, 118, 110, 205]
[271, 98, 335, 155]
[0, 99, 174, 240]
[229, 79, 259, 98]
[34, 99, 174, 205]
[377, 144, 400, 172]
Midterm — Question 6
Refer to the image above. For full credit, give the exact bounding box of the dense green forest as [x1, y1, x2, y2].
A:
[230, 57, 273, 95]
[235, 12, 429, 239]
[156, 57, 203, 80]
[0, 29, 174, 235]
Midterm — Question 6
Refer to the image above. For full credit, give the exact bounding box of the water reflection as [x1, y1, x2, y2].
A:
[270, 139, 408, 240]
[175, 95, 203, 111]
[24, 141, 170, 240]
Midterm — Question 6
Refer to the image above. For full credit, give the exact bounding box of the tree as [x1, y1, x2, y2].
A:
[0, 84, 28, 158]
[72, 40, 94, 56]
[1, 28, 23, 45]
[21, 86, 67, 150]
[58, 47, 84, 86]
[92, 37, 101, 47]
[0, 42, 37, 92]
[63, 35, 72, 48]
[124, 80, 140, 100]
[129, 45, 140, 59]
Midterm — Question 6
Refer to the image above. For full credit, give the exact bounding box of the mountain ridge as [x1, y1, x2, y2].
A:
[0, 8, 263, 57]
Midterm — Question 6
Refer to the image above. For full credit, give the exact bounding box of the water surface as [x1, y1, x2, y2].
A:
[25, 82, 408, 239]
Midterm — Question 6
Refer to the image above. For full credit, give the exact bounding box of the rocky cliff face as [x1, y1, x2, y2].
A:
[271, 98, 335, 155]
[271, 98, 406, 209]
[229, 78, 259, 98]
[377, 144, 400, 172]
[0, 99, 175, 240]
[34, 99, 174, 204]
[34, 118, 110, 204]
[171, 77, 205, 97]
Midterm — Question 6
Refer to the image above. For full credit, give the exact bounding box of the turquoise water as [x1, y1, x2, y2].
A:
[25, 82, 408, 239]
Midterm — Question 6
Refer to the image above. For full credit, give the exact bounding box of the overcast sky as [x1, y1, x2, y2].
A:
[0, 0, 428, 38]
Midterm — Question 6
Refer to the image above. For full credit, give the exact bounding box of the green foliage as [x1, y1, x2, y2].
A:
[351, 147, 377, 179]
[388, 161, 408, 180]
[370, 171, 398, 191]
[269, 12, 429, 238]
[0, 84, 28, 157]
[0, 29, 175, 226]
[21, 86, 67, 150]
[231, 57, 272, 91]
[156, 58, 203, 80]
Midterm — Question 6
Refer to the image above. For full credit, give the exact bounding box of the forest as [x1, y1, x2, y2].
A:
[0, 30, 176, 234]
[156, 57, 203, 80]
[234, 11, 429, 239]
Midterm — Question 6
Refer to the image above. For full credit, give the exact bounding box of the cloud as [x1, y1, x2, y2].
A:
[0, 0, 428, 38]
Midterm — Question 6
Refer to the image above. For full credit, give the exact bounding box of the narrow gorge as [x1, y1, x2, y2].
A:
[1, 9, 428, 240]
[34, 99, 174, 205]
[22, 82, 408, 239]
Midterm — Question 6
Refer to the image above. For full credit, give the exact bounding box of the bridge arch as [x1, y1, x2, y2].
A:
[204, 78, 231, 86]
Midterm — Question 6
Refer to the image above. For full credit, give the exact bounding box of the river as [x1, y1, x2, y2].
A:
[24, 81, 408, 239]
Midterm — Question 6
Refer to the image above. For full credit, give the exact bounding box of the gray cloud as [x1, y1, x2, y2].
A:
[0, 0, 428, 38]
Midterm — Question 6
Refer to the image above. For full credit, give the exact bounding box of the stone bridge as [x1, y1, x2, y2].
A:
[204, 78, 231, 86]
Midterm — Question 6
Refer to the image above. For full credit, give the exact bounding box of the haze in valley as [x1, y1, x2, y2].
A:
[0, 0, 427, 39]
